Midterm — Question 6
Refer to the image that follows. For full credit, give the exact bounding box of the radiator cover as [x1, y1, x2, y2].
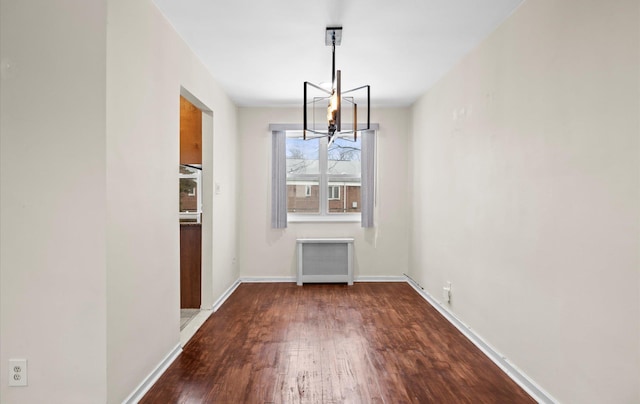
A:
[296, 238, 354, 285]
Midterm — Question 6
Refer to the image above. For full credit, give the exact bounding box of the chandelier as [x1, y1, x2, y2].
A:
[303, 26, 370, 144]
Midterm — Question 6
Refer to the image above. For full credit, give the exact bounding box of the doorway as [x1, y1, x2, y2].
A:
[179, 95, 202, 315]
[178, 89, 214, 344]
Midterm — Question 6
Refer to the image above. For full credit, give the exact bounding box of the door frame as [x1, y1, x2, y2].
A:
[180, 87, 214, 309]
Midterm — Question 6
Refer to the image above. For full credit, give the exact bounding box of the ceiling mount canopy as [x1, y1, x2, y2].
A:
[304, 26, 370, 144]
[325, 26, 342, 46]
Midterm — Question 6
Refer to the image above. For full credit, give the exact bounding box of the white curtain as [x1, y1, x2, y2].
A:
[361, 130, 376, 227]
[271, 131, 287, 228]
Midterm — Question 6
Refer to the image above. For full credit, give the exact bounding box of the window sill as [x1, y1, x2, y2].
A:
[288, 214, 361, 223]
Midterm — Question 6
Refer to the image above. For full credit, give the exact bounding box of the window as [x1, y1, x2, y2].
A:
[271, 126, 375, 228]
[179, 164, 202, 223]
[328, 185, 340, 200]
[285, 131, 361, 218]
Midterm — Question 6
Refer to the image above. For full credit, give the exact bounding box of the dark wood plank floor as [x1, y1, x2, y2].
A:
[142, 283, 534, 403]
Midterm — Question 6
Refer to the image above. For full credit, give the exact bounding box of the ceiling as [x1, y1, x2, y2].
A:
[152, 0, 524, 107]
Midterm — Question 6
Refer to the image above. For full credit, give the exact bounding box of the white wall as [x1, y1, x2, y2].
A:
[106, 0, 238, 401]
[409, 0, 639, 402]
[238, 107, 409, 279]
[0, 1, 108, 402]
[0, 0, 238, 402]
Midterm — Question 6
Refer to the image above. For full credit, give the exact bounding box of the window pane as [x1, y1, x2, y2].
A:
[287, 179, 320, 213]
[327, 136, 361, 176]
[179, 178, 198, 212]
[286, 136, 319, 175]
[327, 179, 361, 213]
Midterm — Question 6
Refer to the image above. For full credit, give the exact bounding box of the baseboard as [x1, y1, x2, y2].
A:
[404, 276, 557, 404]
[124, 280, 241, 402]
[122, 343, 182, 404]
[354, 275, 406, 282]
[212, 278, 242, 312]
[239, 276, 407, 283]
[239, 276, 296, 283]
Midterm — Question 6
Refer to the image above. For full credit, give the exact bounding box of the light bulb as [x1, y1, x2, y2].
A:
[327, 91, 338, 124]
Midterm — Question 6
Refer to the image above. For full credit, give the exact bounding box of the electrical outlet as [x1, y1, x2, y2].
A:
[9, 359, 27, 387]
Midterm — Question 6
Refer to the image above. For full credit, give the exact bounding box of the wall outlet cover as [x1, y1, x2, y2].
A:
[9, 359, 27, 387]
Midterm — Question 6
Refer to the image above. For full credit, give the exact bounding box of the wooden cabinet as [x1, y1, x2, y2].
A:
[180, 224, 201, 308]
[180, 96, 202, 165]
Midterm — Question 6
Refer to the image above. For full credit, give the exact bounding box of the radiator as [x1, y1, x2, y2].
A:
[296, 238, 354, 285]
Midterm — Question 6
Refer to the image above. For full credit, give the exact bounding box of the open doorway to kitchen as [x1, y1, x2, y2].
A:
[179, 90, 214, 345]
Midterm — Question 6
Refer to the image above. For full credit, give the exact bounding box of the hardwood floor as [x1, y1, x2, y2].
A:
[141, 283, 534, 403]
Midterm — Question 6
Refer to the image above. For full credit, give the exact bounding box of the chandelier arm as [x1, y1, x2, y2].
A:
[336, 70, 341, 132]
[341, 85, 370, 95]
[305, 81, 332, 96]
[354, 103, 357, 141]
[367, 85, 370, 130]
[302, 129, 331, 136]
